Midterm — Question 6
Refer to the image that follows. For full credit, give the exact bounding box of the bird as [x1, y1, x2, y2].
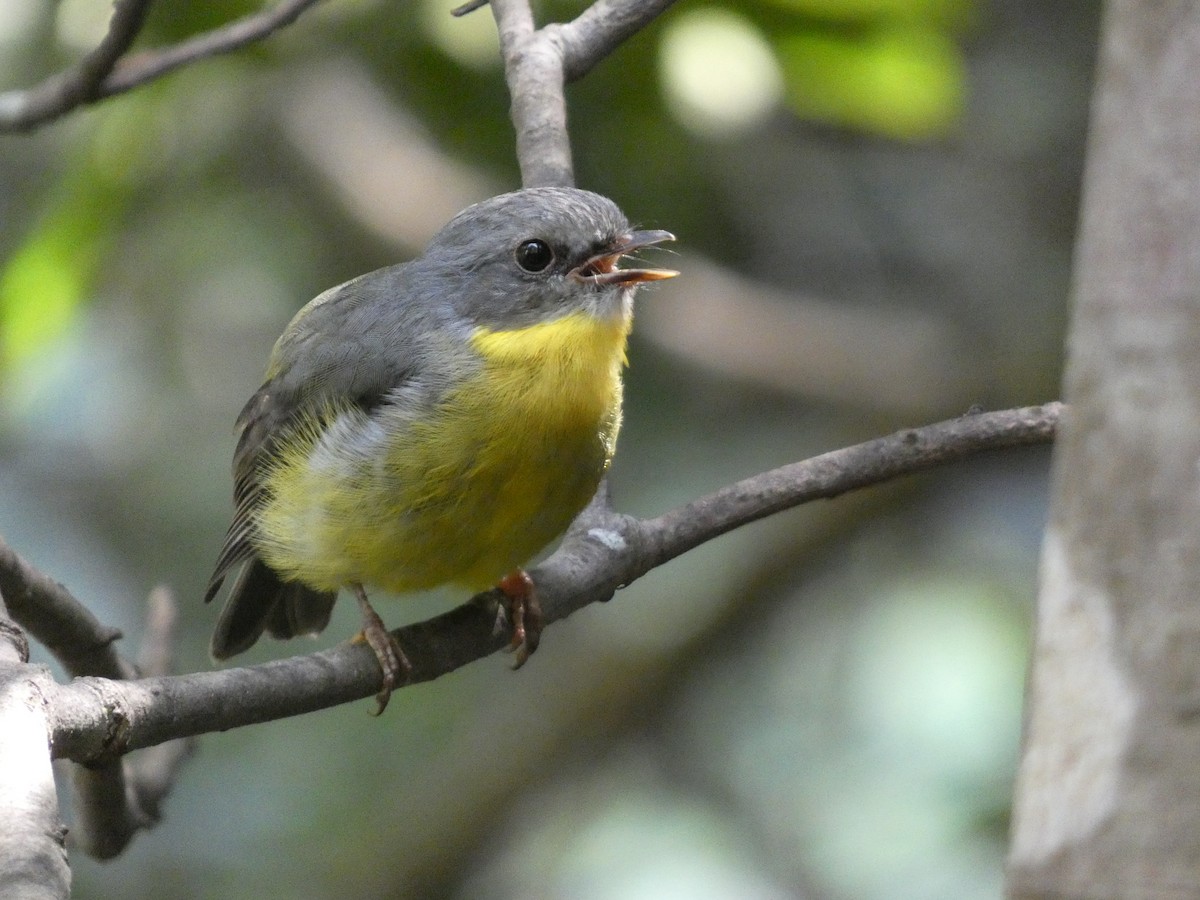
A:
[204, 186, 677, 711]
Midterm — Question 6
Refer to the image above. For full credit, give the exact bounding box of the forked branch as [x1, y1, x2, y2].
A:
[488, 0, 678, 186]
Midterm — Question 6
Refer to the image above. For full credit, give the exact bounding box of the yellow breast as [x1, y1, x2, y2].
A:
[254, 308, 632, 593]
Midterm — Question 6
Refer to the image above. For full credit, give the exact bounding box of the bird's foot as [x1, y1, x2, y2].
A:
[495, 569, 542, 668]
[352, 584, 411, 714]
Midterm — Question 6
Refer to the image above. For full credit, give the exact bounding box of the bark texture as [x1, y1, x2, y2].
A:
[1008, 3, 1200, 897]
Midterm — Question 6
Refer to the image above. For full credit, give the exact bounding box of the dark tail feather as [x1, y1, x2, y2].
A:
[210, 558, 337, 659]
[264, 579, 338, 640]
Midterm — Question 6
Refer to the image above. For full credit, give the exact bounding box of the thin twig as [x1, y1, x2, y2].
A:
[0, 0, 326, 132]
[103, 0, 325, 94]
[557, 0, 678, 82]
[451, 0, 490, 16]
[490, 0, 677, 187]
[46, 404, 1063, 763]
[0, 0, 154, 131]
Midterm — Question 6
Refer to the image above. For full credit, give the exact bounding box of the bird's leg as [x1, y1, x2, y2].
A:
[496, 569, 542, 668]
[352, 583, 410, 714]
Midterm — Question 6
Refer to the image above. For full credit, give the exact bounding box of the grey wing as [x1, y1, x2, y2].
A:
[204, 262, 453, 603]
[205, 376, 342, 660]
[203, 383, 296, 603]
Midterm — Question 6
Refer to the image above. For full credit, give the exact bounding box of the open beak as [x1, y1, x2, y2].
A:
[571, 229, 679, 286]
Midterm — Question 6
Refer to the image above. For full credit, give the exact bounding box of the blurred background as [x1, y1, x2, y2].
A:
[0, 0, 1094, 897]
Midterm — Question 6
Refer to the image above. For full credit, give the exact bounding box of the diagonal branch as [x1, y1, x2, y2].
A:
[45, 403, 1063, 764]
[0, 0, 326, 132]
[639, 403, 1062, 566]
[0, 0, 154, 132]
[102, 0, 324, 94]
[0, 539, 135, 680]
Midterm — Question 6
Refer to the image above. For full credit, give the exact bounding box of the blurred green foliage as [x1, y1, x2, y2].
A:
[0, 139, 129, 381]
[776, 23, 965, 138]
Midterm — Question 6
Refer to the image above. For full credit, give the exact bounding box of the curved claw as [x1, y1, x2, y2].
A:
[352, 583, 411, 714]
[497, 569, 543, 667]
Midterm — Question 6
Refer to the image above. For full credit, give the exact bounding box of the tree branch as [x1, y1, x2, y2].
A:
[103, 0, 324, 94]
[0, 537, 195, 857]
[639, 403, 1063, 566]
[67, 588, 195, 860]
[557, 0, 678, 83]
[0, 0, 326, 132]
[0, 539, 134, 681]
[489, 0, 678, 186]
[490, 0, 573, 187]
[0, 0, 154, 131]
[43, 404, 1062, 764]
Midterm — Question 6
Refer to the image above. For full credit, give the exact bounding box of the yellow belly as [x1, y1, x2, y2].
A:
[253, 309, 630, 592]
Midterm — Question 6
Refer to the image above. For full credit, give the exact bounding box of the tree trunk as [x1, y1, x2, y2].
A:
[1007, 2, 1200, 897]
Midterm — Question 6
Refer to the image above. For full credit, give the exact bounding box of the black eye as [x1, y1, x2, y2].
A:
[515, 239, 554, 273]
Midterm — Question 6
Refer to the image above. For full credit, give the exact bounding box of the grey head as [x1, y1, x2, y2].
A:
[421, 186, 676, 331]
